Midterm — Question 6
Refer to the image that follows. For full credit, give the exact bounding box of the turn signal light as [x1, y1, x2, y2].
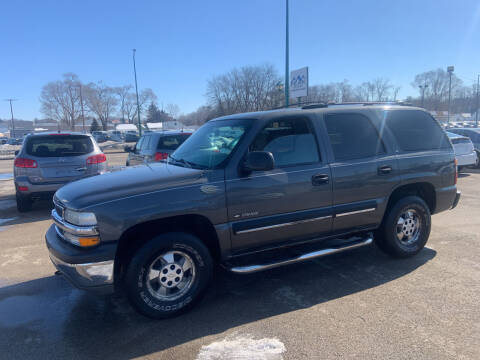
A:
[14, 158, 37, 168]
[86, 153, 107, 165]
[78, 236, 100, 247]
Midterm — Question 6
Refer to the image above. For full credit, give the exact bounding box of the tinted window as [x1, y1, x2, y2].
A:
[26, 135, 94, 157]
[157, 134, 190, 150]
[324, 113, 385, 161]
[142, 135, 152, 150]
[385, 110, 450, 151]
[464, 130, 480, 142]
[134, 137, 144, 153]
[250, 117, 319, 167]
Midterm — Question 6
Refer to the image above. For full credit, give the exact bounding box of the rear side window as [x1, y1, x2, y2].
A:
[250, 117, 320, 167]
[324, 113, 385, 161]
[157, 134, 190, 150]
[142, 135, 153, 150]
[385, 110, 450, 151]
[25, 135, 94, 157]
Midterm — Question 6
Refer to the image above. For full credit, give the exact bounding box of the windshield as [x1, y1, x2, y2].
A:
[170, 119, 250, 169]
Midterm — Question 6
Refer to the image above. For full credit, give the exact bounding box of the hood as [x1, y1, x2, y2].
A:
[55, 162, 205, 210]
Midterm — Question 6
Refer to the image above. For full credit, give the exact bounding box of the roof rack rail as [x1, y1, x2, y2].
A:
[270, 100, 412, 111]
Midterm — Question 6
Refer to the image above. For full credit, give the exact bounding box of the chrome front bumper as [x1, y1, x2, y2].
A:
[49, 252, 114, 293]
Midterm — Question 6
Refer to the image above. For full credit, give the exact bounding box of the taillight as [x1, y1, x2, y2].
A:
[86, 153, 107, 165]
[14, 158, 37, 168]
[454, 159, 458, 185]
[154, 152, 168, 161]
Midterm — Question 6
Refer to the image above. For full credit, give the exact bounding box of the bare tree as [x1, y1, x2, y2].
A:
[207, 64, 282, 116]
[84, 82, 118, 130]
[336, 80, 353, 102]
[392, 86, 401, 101]
[123, 93, 138, 124]
[114, 85, 133, 123]
[373, 78, 392, 101]
[412, 68, 462, 110]
[39, 73, 82, 130]
[178, 105, 216, 126]
[165, 103, 180, 120]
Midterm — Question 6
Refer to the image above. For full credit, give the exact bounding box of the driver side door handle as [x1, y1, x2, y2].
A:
[312, 174, 329, 186]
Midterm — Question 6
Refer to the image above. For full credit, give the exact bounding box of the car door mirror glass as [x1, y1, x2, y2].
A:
[243, 151, 274, 172]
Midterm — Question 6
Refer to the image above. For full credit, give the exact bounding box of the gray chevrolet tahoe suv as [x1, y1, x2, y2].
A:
[46, 104, 460, 318]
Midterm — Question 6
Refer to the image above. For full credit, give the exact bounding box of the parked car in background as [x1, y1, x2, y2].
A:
[448, 128, 480, 168]
[446, 132, 478, 169]
[14, 132, 107, 212]
[92, 131, 108, 143]
[107, 130, 124, 142]
[0, 137, 8, 144]
[125, 130, 192, 166]
[7, 137, 23, 145]
[47, 104, 460, 318]
[124, 132, 139, 143]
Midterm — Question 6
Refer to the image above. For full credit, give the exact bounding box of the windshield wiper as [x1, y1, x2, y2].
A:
[168, 155, 190, 168]
[168, 155, 208, 170]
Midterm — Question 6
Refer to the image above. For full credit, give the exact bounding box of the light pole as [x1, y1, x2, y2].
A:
[419, 83, 428, 108]
[475, 74, 479, 127]
[284, 0, 289, 108]
[447, 66, 454, 123]
[4, 98, 18, 137]
[132, 49, 142, 136]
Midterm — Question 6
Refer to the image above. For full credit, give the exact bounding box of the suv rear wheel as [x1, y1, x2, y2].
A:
[125, 232, 213, 318]
[376, 196, 431, 258]
[16, 191, 32, 212]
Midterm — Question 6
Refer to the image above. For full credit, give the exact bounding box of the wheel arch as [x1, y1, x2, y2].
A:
[385, 182, 436, 217]
[113, 214, 222, 288]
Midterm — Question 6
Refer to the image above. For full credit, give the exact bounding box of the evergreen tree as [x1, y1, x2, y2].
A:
[90, 118, 101, 132]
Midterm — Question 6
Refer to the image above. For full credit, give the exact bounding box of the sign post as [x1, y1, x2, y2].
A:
[290, 67, 309, 104]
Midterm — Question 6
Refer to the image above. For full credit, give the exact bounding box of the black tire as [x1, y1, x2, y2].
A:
[475, 151, 480, 168]
[125, 232, 213, 319]
[376, 196, 431, 258]
[16, 192, 32, 212]
[125, 161, 130, 166]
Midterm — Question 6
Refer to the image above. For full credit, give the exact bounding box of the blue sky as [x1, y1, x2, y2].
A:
[1, 0, 479, 120]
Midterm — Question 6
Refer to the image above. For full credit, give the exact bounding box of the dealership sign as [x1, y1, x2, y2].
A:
[290, 66, 308, 98]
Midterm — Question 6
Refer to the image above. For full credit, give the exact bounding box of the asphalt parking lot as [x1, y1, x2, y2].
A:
[0, 155, 479, 360]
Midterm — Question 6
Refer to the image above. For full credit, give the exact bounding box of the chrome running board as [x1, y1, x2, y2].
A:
[227, 236, 373, 274]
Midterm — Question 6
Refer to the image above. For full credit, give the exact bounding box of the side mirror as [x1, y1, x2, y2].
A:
[124, 145, 132, 153]
[14, 150, 19, 156]
[243, 151, 274, 172]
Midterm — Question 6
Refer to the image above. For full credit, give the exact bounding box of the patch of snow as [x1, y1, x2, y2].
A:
[196, 335, 286, 360]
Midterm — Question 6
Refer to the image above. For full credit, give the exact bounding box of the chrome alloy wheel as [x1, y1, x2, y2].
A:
[396, 209, 421, 245]
[146, 250, 196, 301]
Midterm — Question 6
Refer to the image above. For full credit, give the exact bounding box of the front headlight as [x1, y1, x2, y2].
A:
[64, 209, 97, 226]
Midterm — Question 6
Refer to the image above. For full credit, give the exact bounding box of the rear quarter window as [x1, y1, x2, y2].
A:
[385, 110, 450, 152]
[25, 135, 94, 157]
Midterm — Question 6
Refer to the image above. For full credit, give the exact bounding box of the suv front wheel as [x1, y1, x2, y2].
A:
[125, 232, 213, 318]
[376, 196, 431, 258]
